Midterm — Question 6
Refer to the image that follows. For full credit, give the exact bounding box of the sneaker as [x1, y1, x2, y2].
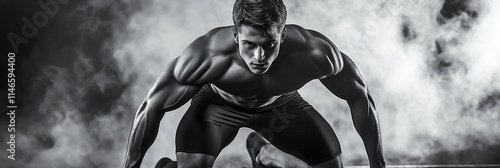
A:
[246, 132, 271, 168]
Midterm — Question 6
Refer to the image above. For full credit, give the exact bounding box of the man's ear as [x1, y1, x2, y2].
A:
[280, 28, 287, 43]
[232, 27, 239, 43]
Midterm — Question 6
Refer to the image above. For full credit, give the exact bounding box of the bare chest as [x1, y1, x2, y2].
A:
[213, 55, 325, 97]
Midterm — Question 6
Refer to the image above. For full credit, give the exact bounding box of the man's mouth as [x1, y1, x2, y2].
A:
[250, 62, 268, 69]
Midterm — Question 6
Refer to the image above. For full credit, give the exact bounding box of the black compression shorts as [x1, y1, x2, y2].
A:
[175, 85, 341, 165]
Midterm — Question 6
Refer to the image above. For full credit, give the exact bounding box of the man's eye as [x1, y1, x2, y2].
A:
[267, 42, 276, 48]
[244, 43, 255, 48]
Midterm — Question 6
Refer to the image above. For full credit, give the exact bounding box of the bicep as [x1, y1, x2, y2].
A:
[320, 52, 367, 101]
[146, 58, 202, 112]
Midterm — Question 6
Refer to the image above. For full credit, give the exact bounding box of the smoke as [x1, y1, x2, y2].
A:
[2, 0, 499, 167]
[2, 0, 143, 167]
[286, 0, 500, 165]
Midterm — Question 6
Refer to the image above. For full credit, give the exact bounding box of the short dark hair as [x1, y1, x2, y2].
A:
[232, 0, 287, 34]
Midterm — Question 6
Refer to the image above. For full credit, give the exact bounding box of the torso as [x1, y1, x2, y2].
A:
[177, 25, 337, 108]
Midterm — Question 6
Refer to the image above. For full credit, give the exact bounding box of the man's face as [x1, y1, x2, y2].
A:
[234, 24, 285, 75]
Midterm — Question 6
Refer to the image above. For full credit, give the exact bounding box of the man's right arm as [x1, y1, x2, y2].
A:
[123, 58, 202, 168]
[123, 33, 232, 168]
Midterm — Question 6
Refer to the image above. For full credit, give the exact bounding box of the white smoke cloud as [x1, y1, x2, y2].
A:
[285, 0, 500, 164]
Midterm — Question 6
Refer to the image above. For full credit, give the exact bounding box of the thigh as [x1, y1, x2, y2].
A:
[175, 152, 215, 168]
[175, 94, 251, 157]
[251, 106, 342, 166]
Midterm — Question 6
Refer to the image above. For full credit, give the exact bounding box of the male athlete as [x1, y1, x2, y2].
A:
[123, 0, 385, 167]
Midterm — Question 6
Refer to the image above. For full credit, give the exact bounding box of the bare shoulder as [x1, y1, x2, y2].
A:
[285, 24, 344, 77]
[173, 26, 235, 85]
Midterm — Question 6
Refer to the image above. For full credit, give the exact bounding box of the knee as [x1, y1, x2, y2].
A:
[176, 152, 215, 168]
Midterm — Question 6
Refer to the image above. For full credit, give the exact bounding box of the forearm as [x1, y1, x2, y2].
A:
[123, 101, 165, 168]
[348, 94, 385, 168]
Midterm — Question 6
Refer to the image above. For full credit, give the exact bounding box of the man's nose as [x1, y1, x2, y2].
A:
[253, 46, 265, 61]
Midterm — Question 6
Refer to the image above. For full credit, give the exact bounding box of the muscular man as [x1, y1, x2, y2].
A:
[123, 0, 385, 167]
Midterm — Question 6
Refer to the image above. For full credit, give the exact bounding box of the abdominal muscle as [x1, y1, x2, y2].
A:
[208, 84, 293, 108]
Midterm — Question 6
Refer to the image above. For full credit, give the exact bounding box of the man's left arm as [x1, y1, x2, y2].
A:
[320, 52, 386, 168]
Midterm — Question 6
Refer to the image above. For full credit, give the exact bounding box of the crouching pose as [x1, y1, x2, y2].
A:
[123, 0, 385, 167]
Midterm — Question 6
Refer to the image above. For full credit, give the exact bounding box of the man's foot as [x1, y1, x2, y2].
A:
[246, 132, 271, 168]
[155, 157, 177, 168]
